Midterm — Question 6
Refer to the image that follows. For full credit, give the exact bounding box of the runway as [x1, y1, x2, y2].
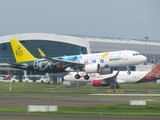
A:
[0, 95, 159, 108]
[0, 91, 160, 119]
[0, 113, 160, 120]
[89, 93, 160, 96]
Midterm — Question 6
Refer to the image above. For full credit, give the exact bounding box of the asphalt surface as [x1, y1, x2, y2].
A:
[0, 89, 160, 119]
[0, 113, 160, 120]
[0, 96, 160, 108]
[89, 93, 160, 96]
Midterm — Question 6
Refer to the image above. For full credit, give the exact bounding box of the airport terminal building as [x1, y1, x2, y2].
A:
[0, 33, 159, 81]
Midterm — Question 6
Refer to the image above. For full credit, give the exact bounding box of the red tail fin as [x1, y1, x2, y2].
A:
[150, 61, 160, 74]
[137, 61, 160, 83]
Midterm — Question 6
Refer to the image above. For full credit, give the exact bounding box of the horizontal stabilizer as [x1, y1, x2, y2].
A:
[9, 63, 28, 67]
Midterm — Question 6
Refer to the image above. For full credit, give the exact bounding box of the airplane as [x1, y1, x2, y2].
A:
[7, 39, 147, 80]
[64, 61, 160, 89]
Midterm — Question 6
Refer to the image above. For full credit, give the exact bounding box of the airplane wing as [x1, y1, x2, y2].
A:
[102, 69, 121, 84]
[37, 48, 85, 70]
[44, 56, 85, 68]
[0, 63, 10, 67]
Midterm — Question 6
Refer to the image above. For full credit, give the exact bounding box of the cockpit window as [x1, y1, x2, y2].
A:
[133, 53, 140, 56]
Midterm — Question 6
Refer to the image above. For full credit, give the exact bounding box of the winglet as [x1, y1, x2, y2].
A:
[115, 69, 121, 76]
[38, 48, 46, 57]
[10, 39, 38, 63]
[102, 69, 121, 81]
[101, 52, 109, 58]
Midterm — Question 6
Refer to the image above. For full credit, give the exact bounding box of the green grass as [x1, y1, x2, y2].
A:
[1, 104, 160, 116]
[0, 82, 160, 116]
[0, 108, 27, 113]
[0, 82, 160, 95]
[1, 88, 160, 94]
[0, 82, 64, 88]
[54, 104, 160, 116]
[0, 82, 160, 89]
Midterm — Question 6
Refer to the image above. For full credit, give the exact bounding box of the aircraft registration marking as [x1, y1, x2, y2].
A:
[132, 77, 140, 78]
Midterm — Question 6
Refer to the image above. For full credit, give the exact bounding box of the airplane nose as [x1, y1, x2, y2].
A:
[142, 56, 147, 62]
[63, 76, 68, 80]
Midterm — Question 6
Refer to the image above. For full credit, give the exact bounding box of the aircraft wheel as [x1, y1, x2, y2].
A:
[111, 85, 114, 89]
[84, 75, 89, 80]
[116, 85, 120, 89]
[75, 74, 80, 79]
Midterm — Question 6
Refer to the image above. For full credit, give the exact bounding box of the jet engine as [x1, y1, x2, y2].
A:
[84, 63, 100, 73]
[99, 68, 113, 75]
[92, 80, 110, 87]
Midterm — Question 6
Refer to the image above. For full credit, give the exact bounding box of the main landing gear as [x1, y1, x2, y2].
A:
[110, 84, 120, 89]
[75, 74, 80, 79]
[126, 66, 131, 74]
[75, 74, 90, 80]
[84, 74, 89, 80]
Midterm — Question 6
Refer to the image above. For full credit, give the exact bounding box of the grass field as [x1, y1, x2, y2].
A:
[0, 104, 160, 116]
[0, 82, 160, 95]
[54, 104, 160, 116]
[0, 82, 160, 116]
[0, 82, 160, 89]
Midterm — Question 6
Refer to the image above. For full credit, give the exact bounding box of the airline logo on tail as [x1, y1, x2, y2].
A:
[16, 45, 23, 57]
[137, 61, 160, 83]
[10, 39, 38, 63]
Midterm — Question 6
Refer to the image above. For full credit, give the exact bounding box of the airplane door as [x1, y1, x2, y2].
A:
[123, 51, 128, 60]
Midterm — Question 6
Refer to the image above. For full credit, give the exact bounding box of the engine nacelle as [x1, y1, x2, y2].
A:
[92, 80, 110, 87]
[84, 63, 100, 73]
[99, 68, 113, 75]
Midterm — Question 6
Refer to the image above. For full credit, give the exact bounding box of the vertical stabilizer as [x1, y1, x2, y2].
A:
[150, 61, 160, 73]
[10, 39, 38, 63]
[137, 61, 160, 83]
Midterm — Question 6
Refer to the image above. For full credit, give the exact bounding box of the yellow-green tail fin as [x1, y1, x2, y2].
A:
[10, 39, 38, 63]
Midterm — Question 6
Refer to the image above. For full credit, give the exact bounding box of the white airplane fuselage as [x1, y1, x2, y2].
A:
[65, 61, 160, 89]
[63, 50, 147, 70]
[64, 71, 148, 84]
[9, 39, 147, 76]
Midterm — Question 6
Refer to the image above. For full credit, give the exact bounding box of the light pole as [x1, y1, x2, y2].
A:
[144, 25, 149, 65]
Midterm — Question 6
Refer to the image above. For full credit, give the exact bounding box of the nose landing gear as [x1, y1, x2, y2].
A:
[110, 84, 120, 89]
[126, 66, 131, 75]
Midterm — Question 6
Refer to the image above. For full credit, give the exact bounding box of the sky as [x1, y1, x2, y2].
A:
[0, 0, 160, 40]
